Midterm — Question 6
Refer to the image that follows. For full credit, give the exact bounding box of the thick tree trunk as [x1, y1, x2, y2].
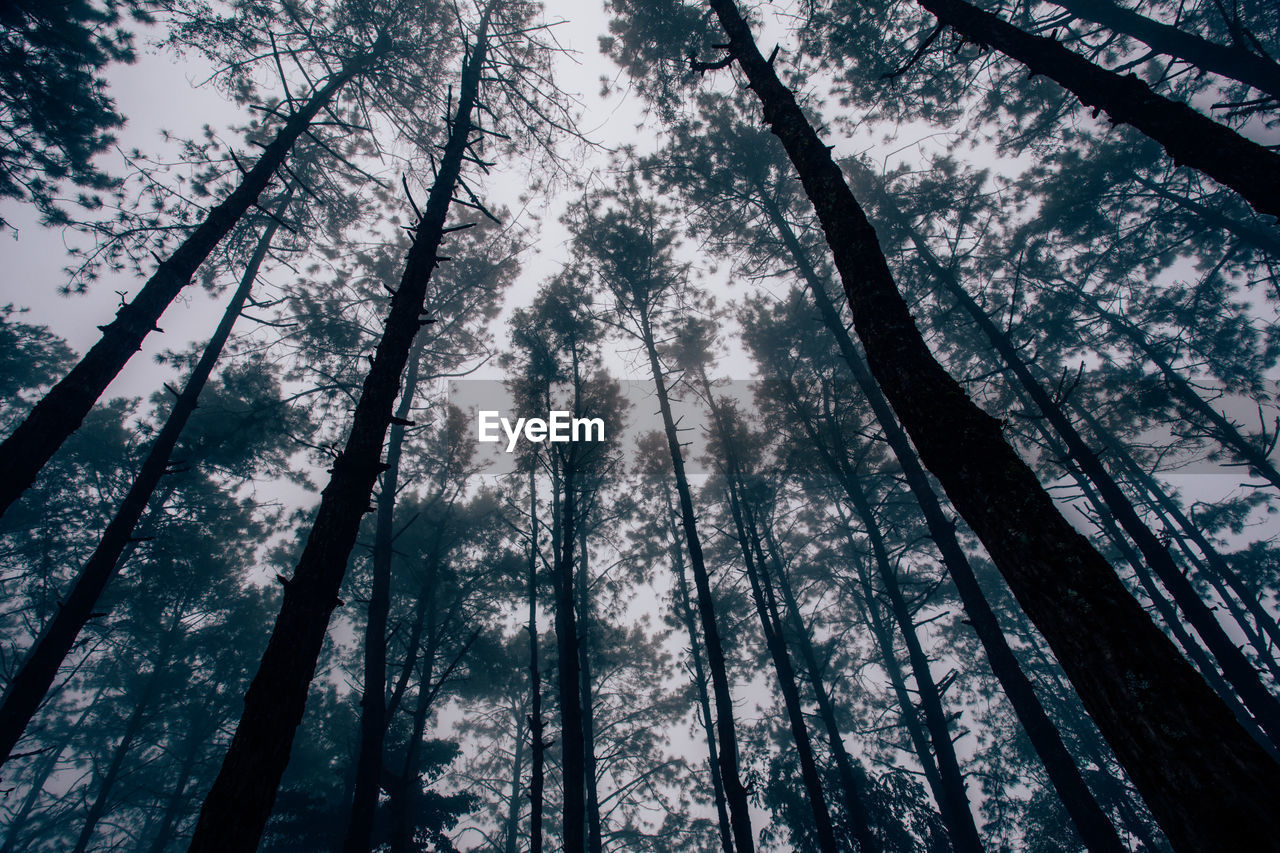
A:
[0, 208, 283, 769]
[343, 335, 428, 853]
[636, 307, 755, 853]
[527, 465, 545, 853]
[910, 0, 1280, 219]
[663, 482, 734, 853]
[1046, 0, 1280, 100]
[186, 13, 493, 850]
[724, 477, 839, 853]
[764, 199, 1129, 853]
[0, 54, 375, 522]
[698, 8, 1280, 840]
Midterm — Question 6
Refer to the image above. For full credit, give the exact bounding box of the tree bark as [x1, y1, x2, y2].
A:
[700, 3, 1280, 847]
[186, 11, 493, 849]
[911, 0, 1280, 219]
[0, 53, 376, 522]
[343, 334, 428, 853]
[1046, 0, 1280, 100]
[0, 205, 284, 769]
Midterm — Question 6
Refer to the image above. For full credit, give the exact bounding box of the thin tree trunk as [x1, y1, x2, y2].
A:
[757, 526, 880, 853]
[390, 601, 438, 853]
[187, 12, 494, 849]
[763, 198, 1130, 853]
[0, 53, 377, 521]
[576, 524, 603, 853]
[840, 468, 984, 853]
[146, 727, 203, 853]
[1017, 391, 1279, 758]
[724, 477, 839, 853]
[663, 482, 734, 853]
[555, 458, 586, 853]
[343, 334, 428, 853]
[1130, 175, 1280, 260]
[836, 507, 947, 814]
[528, 464, 545, 853]
[0, 206, 285, 769]
[72, 632, 175, 853]
[636, 306, 755, 853]
[1067, 287, 1280, 491]
[691, 14, 1280, 827]
[911, 0, 1280, 219]
[1046, 0, 1280, 100]
[502, 699, 527, 853]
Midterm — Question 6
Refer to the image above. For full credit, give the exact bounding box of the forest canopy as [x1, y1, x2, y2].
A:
[1, 0, 1279, 850]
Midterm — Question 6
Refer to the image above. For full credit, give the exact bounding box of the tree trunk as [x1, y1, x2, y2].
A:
[724, 477, 839, 853]
[390, 600, 438, 853]
[763, 198, 1129, 853]
[186, 12, 493, 850]
[146, 727, 203, 853]
[840, 468, 984, 853]
[936, 273, 1280, 746]
[663, 481, 734, 853]
[836, 508, 948, 816]
[555, 459, 586, 853]
[911, 0, 1280, 219]
[1130, 175, 1280, 261]
[343, 335, 428, 853]
[0, 53, 376, 521]
[72, 634, 174, 853]
[502, 698, 527, 853]
[1066, 285, 1280, 491]
[1046, 0, 1280, 100]
[697, 14, 1280, 831]
[0, 206, 284, 769]
[528, 464, 545, 853]
[757, 526, 880, 853]
[636, 306, 755, 853]
[576, 524, 604, 853]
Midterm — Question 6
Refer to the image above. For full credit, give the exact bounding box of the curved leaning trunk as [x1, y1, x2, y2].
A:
[910, 0, 1280, 220]
[0, 55, 375, 523]
[700, 1, 1280, 848]
[0, 207, 284, 770]
[186, 11, 495, 850]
